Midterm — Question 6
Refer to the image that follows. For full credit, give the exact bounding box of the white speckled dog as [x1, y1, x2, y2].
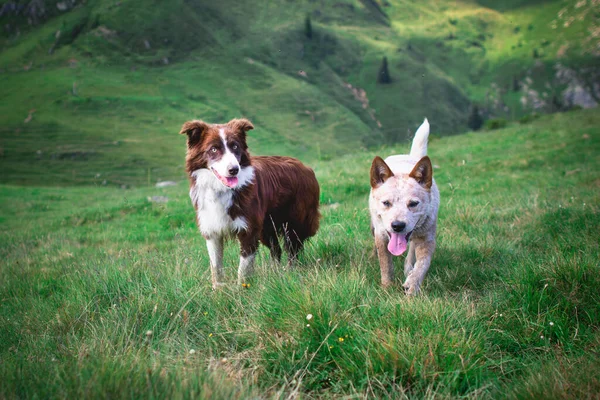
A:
[369, 119, 440, 294]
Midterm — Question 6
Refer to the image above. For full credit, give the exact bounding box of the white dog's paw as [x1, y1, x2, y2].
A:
[212, 282, 228, 290]
[402, 278, 421, 296]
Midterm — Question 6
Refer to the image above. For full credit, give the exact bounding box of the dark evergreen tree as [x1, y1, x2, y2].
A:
[377, 56, 391, 84]
[512, 76, 520, 92]
[467, 105, 484, 131]
[305, 14, 312, 40]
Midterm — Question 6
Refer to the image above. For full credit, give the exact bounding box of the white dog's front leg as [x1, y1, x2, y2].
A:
[206, 237, 225, 289]
[375, 234, 394, 287]
[404, 242, 416, 277]
[402, 239, 435, 295]
[237, 253, 256, 285]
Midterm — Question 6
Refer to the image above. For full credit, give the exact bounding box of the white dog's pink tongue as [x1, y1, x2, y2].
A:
[388, 233, 407, 256]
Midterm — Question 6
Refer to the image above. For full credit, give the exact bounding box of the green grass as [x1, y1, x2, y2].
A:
[1, 109, 599, 398]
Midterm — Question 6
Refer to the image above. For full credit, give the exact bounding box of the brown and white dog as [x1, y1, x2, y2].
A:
[180, 118, 320, 288]
[369, 119, 440, 295]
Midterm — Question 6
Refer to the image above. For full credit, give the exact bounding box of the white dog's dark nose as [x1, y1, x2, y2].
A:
[228, 166, 239, 176]
[391, 221, 406, 232]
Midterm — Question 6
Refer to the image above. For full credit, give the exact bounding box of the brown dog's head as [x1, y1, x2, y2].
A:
[179, 118, 254, 188]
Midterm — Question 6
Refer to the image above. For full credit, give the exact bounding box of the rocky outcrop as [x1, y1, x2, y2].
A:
[555, 64, 599, 108]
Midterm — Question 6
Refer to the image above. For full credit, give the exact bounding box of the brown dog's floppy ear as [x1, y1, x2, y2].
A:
[179, 120, 209, 145]
[228, 118, 254, 134]
[370, 156, 394, 188]
[409, 156, 433, 189]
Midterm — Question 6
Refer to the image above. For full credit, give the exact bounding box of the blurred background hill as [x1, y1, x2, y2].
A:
[0, 0, 598, 186]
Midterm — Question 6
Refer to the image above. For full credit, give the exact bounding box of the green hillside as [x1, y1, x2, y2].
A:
[1, 110, 599, 398]
[1, 0, 598, 186]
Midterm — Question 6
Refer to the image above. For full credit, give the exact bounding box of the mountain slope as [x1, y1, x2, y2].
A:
[0, 0, 598, 186]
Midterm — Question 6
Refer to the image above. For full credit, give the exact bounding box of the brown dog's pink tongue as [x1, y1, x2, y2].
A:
[224, 176, 238, 188]
[388, 232, 407, 256]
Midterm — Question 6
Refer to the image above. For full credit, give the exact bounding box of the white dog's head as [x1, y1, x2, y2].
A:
[369, 156, 433, 256]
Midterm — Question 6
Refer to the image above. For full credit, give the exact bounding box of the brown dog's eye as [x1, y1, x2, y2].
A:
[231, 144, 238, 150]
[408, 200, 420, 208]
[382, 200, 391, 207]
[210, 147, 218, 153]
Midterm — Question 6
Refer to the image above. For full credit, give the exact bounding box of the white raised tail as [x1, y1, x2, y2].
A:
[410, 118, 430, 159]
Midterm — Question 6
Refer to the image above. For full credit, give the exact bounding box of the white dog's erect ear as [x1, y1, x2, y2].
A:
[179, 120, 209, 145]
[409, 156, 433, 189]
[370, 156, 394, 188]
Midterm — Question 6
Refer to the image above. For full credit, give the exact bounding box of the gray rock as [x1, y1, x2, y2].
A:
[155, 181, 177, 188]
[148, 196, 169, 203]
[563, 84, 597, 109]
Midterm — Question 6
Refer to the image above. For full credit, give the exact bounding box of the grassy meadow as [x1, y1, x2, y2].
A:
[1, 109, 599, 398]
[1, 0, 600, 398]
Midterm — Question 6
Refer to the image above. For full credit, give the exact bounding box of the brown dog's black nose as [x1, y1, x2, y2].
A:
[228, 166, 239, 176]
[391, 221, 406, 232]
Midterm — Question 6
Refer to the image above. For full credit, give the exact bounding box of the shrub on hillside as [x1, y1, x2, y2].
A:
[565, 104, 584, 112]
[519, 113, 540, 124]
[485, 118, 507, 130]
